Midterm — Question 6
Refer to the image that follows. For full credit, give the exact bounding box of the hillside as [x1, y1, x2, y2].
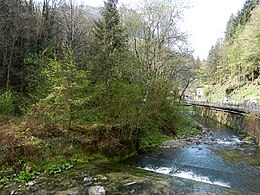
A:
[190, 0, 260, 105]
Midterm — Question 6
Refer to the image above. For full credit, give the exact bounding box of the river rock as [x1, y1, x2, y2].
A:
[83, 176, 95, 183]
[160, 140, 186, 148]
[88, 186, 106, 195]
[26, 181, 36, 186]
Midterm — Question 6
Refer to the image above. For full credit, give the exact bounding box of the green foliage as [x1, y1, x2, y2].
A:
[15, 171, 37, 183]
[139, 131, 170, 151]
[174, 115, 201, 136]
[0, 164, 37, 185]
[45, 162, 73, 175]
[0, 176, 9, 186]
[91, 0, 127, 82]
[94, 81, 142, 124]
[203, 3, 260, 102]
[0, 0, 198, 179]
[27, 48, 90, 129]
[243, 136, 253, 141]
[43, 156, 73, 175]
[225, 0, 259, 43]
[0, 91, 14, 115]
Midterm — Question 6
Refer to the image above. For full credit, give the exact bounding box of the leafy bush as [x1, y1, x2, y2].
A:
[15, 171, 37, 182]
[0, 91, 14, 115]
[45, 162, 73, 175]
[174, 115, 201, 136]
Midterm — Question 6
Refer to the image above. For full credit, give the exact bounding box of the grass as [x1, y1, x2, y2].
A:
[201, 80, 260, 103]
[231, 84, 260, 102]
[0, 105, 201, 187]
[0, 118, 107, 186]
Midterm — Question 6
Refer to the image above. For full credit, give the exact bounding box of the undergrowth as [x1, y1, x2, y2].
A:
[0, 107, 200, 187]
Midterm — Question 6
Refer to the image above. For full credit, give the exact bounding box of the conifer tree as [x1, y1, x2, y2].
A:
[91, 0, 127, 81]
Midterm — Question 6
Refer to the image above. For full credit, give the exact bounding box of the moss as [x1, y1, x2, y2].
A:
[243, 136, 253, 141]
[139, 131, 171, 151]
[216, 150, 260, 165]
[94, 161, 168, 179]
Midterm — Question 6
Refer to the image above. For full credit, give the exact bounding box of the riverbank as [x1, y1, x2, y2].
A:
[1, 159, 249, 195]
[1, 160, 173, 194]
[3, 122, 258, 195]
[194, 106, 260, 144]
[2, 115, 259, 194]
[0, 111, 201, 189]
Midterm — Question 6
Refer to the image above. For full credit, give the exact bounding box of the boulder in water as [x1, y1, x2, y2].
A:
[88, 186, 106, 195]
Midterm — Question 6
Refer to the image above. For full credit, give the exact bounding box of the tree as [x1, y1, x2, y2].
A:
[0, 0, 39, 91]
[123, 0, 190, 103]
[202, 1, 260, 103]
[28, 48, 89, 129]
[91, 0, 127, 82]
[239, 4, 260, 83]
[118, 0, 193, 135]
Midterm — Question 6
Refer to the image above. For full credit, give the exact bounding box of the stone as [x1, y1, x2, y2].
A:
[26, 181, 36, 186]
[100, 176, 108, 181]
[88, 186, 106, 195]
[56, 187, 79, 195]
[125, 182, 137, 186]
[83, 176, 95, 183]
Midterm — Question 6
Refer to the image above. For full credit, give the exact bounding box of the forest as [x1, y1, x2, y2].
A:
[196, 0, 260, 103]
[0, 0, 199, 185]
[1, 0, 259, 187]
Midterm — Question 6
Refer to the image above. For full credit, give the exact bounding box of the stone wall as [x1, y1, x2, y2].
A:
[195, 106, 260, 141]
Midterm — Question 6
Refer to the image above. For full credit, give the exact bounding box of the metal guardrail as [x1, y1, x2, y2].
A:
[185, 101, 260, 115]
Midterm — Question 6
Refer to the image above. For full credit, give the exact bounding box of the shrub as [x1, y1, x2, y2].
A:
[0, 91, 15, 115]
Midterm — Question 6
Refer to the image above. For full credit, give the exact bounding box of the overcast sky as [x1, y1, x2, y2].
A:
[77, 0, 246, 60]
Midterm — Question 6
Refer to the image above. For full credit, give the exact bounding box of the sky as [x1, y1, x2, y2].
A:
[76, 0, 246, 60]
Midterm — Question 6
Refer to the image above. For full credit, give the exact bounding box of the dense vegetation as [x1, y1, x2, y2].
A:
[195, 0, 260, 103]
[0, 0, 198, 185]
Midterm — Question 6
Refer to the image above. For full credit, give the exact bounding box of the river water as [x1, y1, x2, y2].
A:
[125, 115, 260, 194]
[3, 115, 260, 194]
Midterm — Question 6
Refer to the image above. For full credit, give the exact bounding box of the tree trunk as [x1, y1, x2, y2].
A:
[179, 79, 190, 102]
[6, 37, 16, 90]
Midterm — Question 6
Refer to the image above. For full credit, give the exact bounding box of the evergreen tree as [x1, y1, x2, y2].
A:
[91, 0, 127, 82]
[28, 48, 90, 129]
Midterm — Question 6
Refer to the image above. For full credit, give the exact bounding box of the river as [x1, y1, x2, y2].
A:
[125, 115, 260, 194]
[2, 115, 260, 194]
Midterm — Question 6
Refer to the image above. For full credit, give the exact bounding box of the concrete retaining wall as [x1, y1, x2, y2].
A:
[195, 106, 260, 141]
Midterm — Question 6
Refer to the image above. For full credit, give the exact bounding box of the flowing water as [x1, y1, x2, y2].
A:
[125, 115, 260, 194]
[3, 115, 260, 194]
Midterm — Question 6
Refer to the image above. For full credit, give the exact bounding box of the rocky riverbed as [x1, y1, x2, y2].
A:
[160, 127, 211, 148]
[3, 159, 230, 195]
[160, 126, 257, 152]
[2, 124, 258, 195]
[1, 161, 175, 195]
[2, 159, 247, 195]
